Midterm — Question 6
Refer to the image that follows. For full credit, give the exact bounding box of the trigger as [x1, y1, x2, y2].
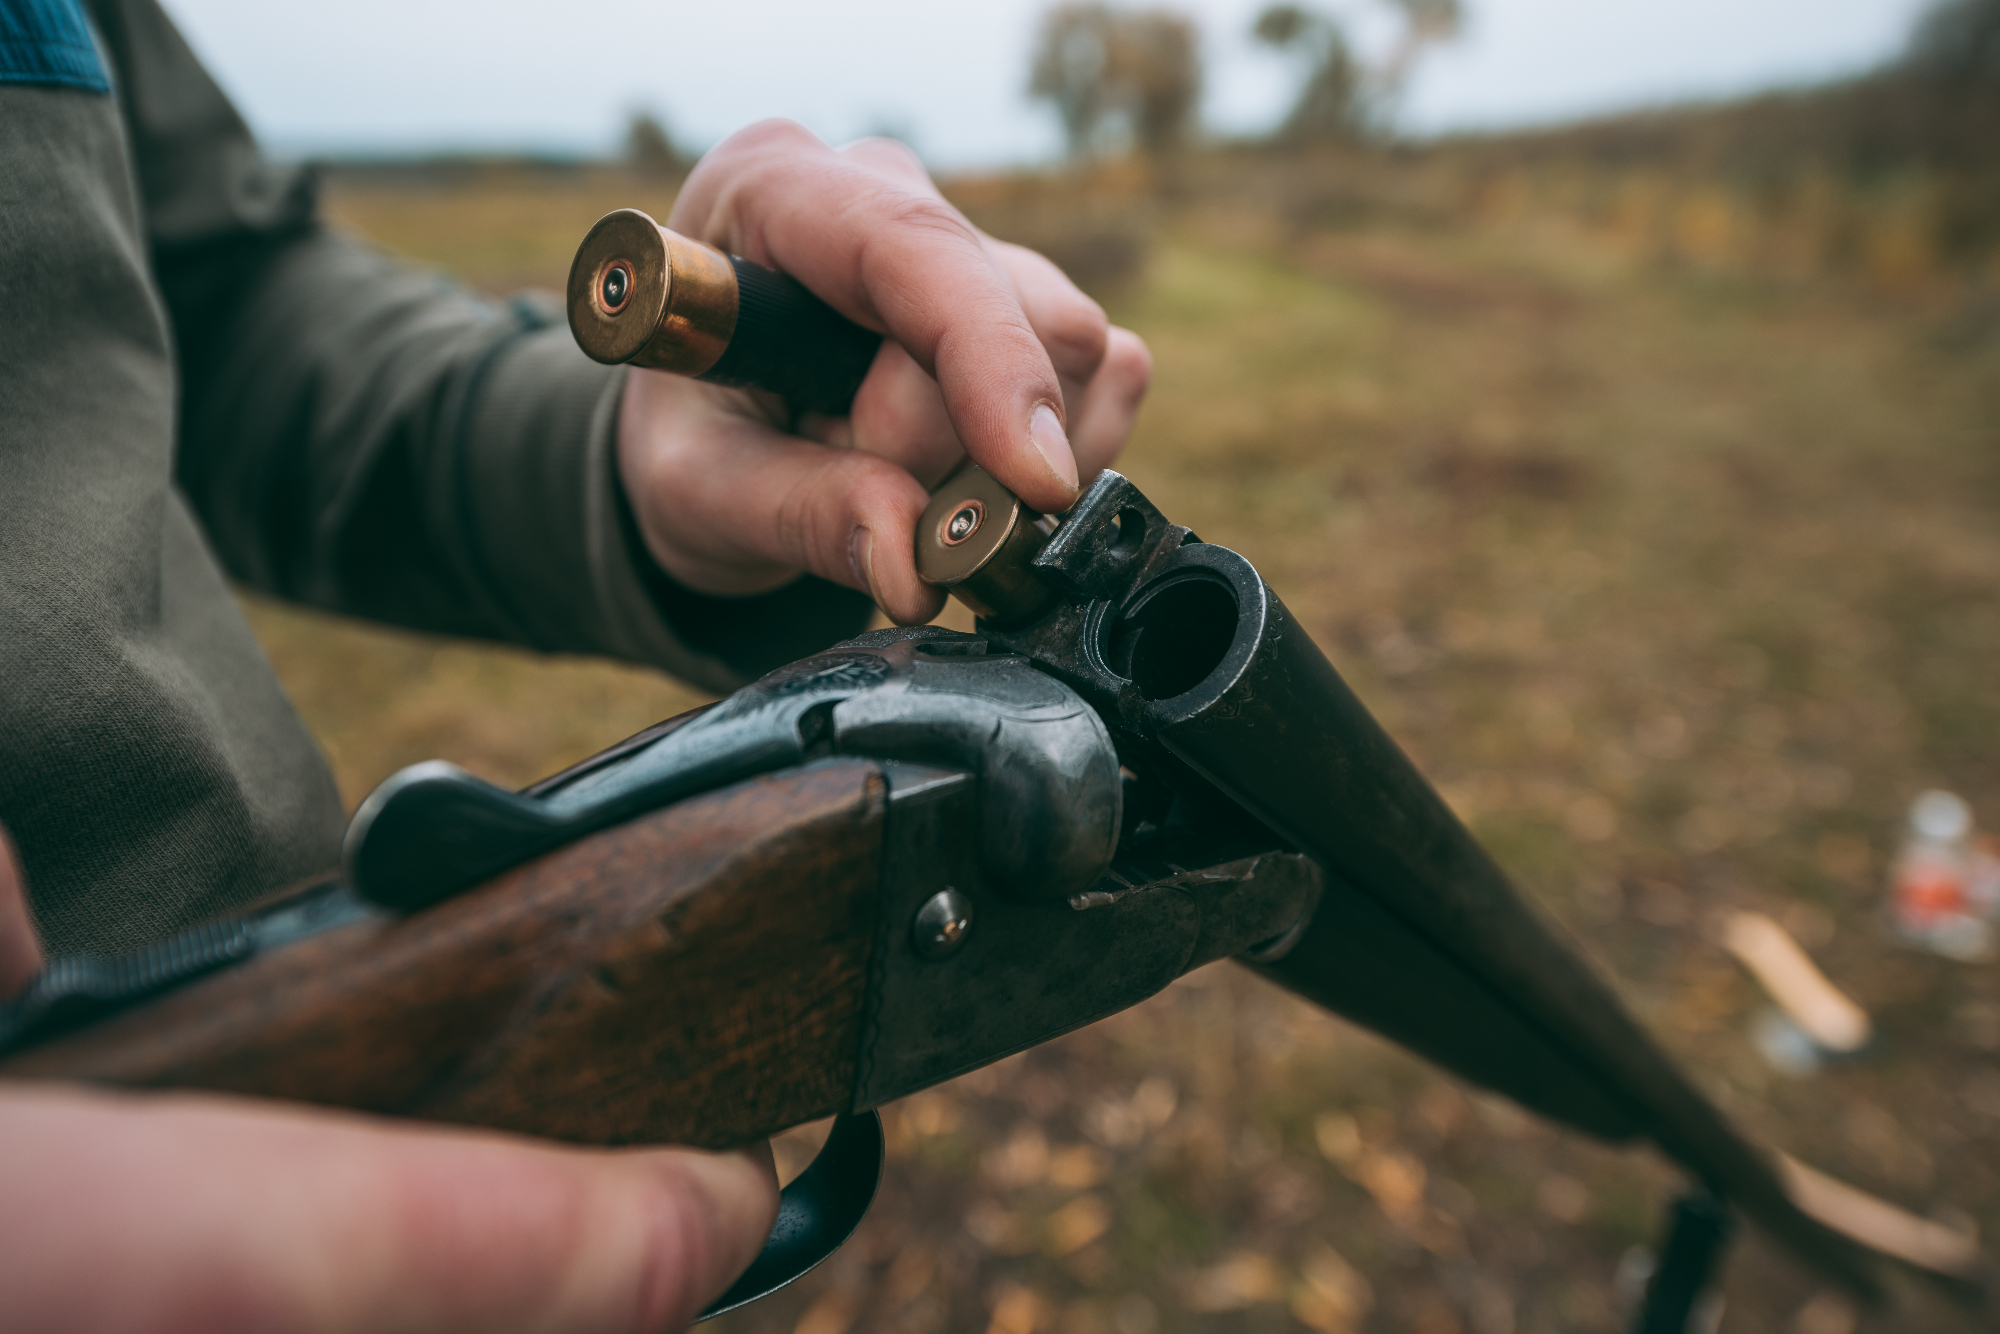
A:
[696, 1110, 885, 1321]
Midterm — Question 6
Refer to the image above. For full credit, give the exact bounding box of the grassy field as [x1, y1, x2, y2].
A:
[250, 153, 2000, 1333]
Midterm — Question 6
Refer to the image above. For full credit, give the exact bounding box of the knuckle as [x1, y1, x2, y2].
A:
[950, 289, 1040, 342]
[929, 306, 1048, 394]
[844, 135, 928, 180]
[993, 240, 1109, 372]
[721, 117, 821, 156]
[770, 453, 886, 576]
[628, 1161, 725, 1332]
[1039, 294, 1110, 371]
[871, 191, 981, 251]
[1105, 328, 1154, 397]
[770, 475, 830, 573]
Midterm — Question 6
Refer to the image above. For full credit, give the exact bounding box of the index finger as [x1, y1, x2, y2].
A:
[0, 1086, 779, 1334]
[668, 120, 1082, 515]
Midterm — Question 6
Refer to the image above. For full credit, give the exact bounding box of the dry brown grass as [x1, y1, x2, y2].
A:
[267, 155, 2000, 1333]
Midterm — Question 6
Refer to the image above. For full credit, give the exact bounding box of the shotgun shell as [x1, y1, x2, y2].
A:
[567, 208, 740, 375]
[916, 465, 1059, 625]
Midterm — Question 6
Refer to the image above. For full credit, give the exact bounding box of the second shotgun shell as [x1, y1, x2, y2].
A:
[916, 465, 1059, 625]
[568, 208, 739, 376]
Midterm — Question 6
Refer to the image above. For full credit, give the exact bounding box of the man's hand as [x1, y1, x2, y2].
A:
[617, 121, 1153, 625]
[0, 834, 779, 1334]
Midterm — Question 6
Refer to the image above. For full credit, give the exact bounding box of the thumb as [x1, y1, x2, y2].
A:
[0, 1086, 780, 1334]
[0, 823, 44, 998]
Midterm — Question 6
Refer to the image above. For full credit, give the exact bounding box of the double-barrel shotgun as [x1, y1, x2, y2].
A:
[0, 210, 1988, 1329]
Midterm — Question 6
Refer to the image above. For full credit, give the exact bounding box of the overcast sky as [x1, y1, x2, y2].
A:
[161, 0, 1939, 167]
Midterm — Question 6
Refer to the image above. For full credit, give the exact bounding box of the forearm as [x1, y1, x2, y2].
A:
[169, 224, 870, 688]
[97, 0, 872, 688]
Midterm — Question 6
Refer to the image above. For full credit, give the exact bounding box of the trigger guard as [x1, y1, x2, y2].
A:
[696, 1110, 885, 1322]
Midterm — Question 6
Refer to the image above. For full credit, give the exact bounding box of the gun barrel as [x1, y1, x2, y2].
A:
[977, 469, 1922, 1295]
[1132, 543, 1889, 1290]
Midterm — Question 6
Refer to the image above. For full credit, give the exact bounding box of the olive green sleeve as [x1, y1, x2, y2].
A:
[0, 64, 348, 953]
[87, 0, 873, 693]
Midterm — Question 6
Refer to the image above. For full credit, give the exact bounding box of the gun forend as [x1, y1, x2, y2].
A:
[567, 207, 883, 417]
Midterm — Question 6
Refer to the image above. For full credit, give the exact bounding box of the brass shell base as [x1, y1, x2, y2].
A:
[916, 466, 1057, 626]
[567, 208, 739, 376]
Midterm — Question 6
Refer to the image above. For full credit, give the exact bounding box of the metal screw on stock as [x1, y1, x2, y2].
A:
[911, 888, 975, 960]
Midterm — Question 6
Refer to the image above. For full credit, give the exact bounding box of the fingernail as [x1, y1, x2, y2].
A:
[1029, 404, 1079, 496]
[848, 526, 884, 604]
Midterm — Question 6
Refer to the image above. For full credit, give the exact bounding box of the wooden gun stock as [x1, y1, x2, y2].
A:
[2, 760, 887, 1151]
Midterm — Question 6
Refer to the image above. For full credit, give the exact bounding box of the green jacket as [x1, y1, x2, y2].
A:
[0, 0, 869, 955]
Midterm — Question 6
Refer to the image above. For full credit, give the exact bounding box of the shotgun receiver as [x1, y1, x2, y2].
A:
[0, 210, 1986, 1326]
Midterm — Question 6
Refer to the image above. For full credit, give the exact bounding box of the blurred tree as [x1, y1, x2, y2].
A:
[1029, 4, 1203, 159]
[1907, 0, 2000, 91]
[1254, 0, 1462, 141]
[1031, 4, 1117, 157]
[1122, 11, 1203, 157]
[625, 110, 687, 179]
[1377, 0, 1463, 114]
[1252, 4, 1362, 141]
